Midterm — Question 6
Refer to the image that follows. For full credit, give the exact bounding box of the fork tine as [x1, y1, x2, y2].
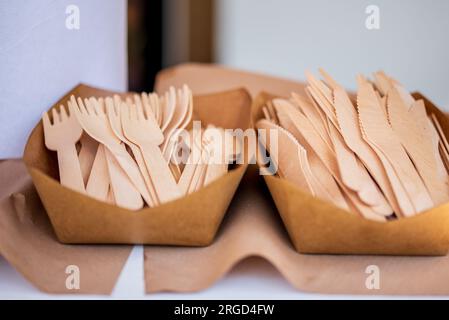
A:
[125, 98, 134, 117]
[129, 102, 137, 120]
[93, 97, 102, 114]
[59, 104, 69, 121]
[134, 94, 146, 119]
[68, 100, 79, 119]
[134, 94, 142, 109]
[183, 84, 189, 100]
[89, 97, 102, 114]
[148, 93, 155, 114]
[136, 100, 145, 120]
[76, 97, 88, 114]
[67, 95, 81, 114]
[141, 93, 150, 116]
[169, 86, 176, 97]
[67, 101, 73, 116]
[84, 98, 96, 115]
[164, 91, 169, 108]
[159, 94, 165, 107]
[97, 97, 105, 113]
[52, 108, 60, 124]
[42, 111, 52, 127]
[105, 97, 114, 116]
[113, 95, 122, 116]
[143, 95, 154, 119]
[141, 92, 152, 118]
[69, 96, 80, 114]
[169, 87, 176, 109]
[120, 101, 127, 119]
[127, 102, 133, 120]
[152, 94, 160, 119]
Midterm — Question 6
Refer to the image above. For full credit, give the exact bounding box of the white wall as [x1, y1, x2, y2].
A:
[215, 0, 449, 109]
[0, 0, 127, 158]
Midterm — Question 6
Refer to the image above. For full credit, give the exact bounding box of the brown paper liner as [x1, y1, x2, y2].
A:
[23, 84, 251, 245]
[0, 160, 132, 294]
[155, 63, 306, 97]
[253, 91, 449, 255]
[144, 166, 449, 295]
[4, 160, 449, 295]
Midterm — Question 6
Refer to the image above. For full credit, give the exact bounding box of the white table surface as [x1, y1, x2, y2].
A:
[0, 245, 446, 300]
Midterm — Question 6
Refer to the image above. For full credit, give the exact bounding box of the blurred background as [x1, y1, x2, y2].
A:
[128, 0, 213, 91]
[129, 0, 449, 109]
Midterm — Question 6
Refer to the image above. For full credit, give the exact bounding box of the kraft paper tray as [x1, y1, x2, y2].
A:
[23, 84, 251, 245]
[253, 91, 449, 256]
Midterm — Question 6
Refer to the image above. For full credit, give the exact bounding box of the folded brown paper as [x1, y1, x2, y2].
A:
[3, 160, 449, 295]
[23, 84, 251, 245]
[155, 63, 307, 97]
[253, 92, 449, 255]
[0, 160, 132, 294]
[144, 166, 449, 295]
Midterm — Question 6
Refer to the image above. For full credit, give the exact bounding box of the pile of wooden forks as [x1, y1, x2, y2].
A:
[257, 70, 449, 221]
[43, 85, 236, 210]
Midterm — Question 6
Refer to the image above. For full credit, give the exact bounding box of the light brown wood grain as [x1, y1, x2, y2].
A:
[42, 105, 85, 194]
[357, 80, 433, 215]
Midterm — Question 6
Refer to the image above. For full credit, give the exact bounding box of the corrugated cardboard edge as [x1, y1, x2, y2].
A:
[23, 84, 251, 245]
[254, 91, 449, 255]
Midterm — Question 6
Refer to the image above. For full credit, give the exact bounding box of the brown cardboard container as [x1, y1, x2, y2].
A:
[23, 84, 251, 245]
[253, 91, 449, 256]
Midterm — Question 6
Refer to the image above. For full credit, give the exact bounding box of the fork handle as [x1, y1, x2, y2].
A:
[140, 143, 181, 203]
[86, 144, 109, 201]
[104, 147, 144, 210]
[129, 144, 157, 207]
[57, 144, 86, 194]
[110, 144, 153, 207]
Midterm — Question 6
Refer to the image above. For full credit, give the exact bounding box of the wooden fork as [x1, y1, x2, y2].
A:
[42, 105, 85, 193]
[159, 90, 176, 132]
[85, 144, 110, 201]
[161, 86, 193, 179]
[78, 134, 98, 184]
[162, 85, 193, 158]
[202, 128, 234, 186]
[187, 135, 210, 194]
[177, 129, 202, 195]
[121, 100, 181, 203]
[107, 96, 158, 207]
[69, 96, 147, 210]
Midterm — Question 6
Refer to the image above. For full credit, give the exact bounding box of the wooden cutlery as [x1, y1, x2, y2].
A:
[42, 86, 232, 210]
[71, 97, 144, 210]
[121, 98, 181, 203]
[78, 134, 98, 184]
[257, 70, 449, 221]
[358, 79, 433, 215]
[42, 105, 85, 194]
[106, 96, 157, 207]
[85, 144, 110, 202]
